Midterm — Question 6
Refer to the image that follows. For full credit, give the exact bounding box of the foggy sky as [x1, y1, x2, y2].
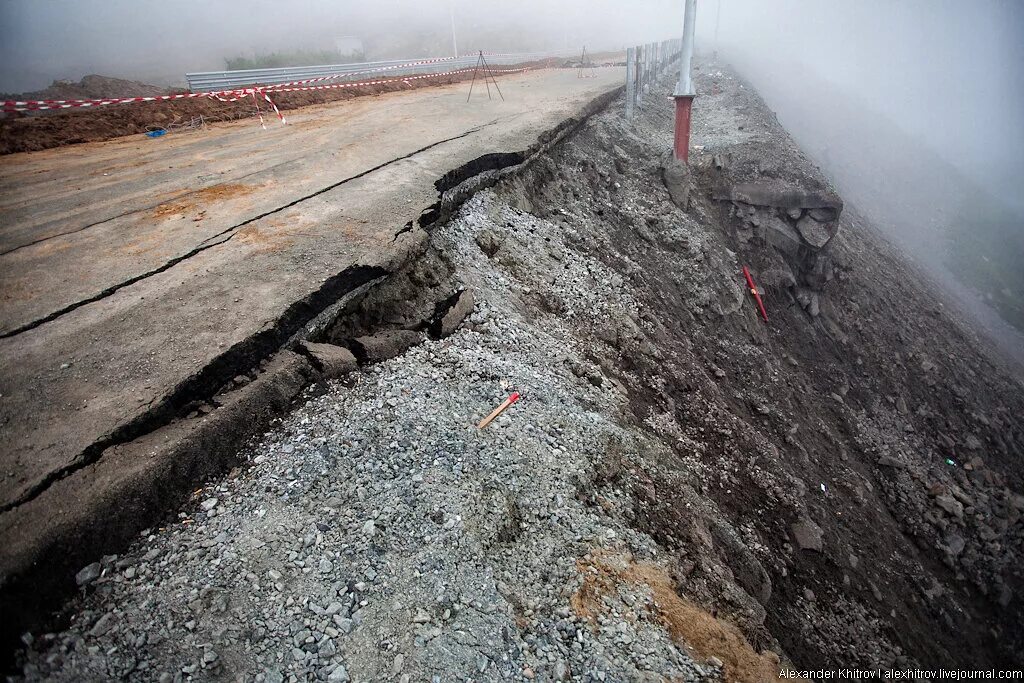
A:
[2, 0, 1018, 207]
[699, 0, 1024, 215]
[0, 0, 681, 91]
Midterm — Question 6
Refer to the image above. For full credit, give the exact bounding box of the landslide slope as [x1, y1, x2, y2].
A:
[493, 61, 1024, 668]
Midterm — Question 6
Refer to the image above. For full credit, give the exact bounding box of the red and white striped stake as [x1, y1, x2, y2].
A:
[251, 91, 266, 129]
[477, 392, 521, 430]
[262, 91, 286, 125]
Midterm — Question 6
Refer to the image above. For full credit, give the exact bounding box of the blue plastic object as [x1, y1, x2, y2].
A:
[145, 129, 166, 138]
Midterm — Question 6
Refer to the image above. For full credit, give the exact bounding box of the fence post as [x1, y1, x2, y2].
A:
[673, 0, 698, 161]
[636, 44, 644, 105]
[641, 44, 647, 94]
[644, 43, 652, 93]
[625, 46, 636, 121]
[649, 43, 655, 86]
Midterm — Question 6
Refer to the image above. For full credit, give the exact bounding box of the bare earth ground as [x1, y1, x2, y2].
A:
[7, 60, 1022, 681]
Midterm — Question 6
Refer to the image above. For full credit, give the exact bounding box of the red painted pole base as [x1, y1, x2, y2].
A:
[673, 94, 695, 162]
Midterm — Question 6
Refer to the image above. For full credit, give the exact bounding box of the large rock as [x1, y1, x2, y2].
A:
[719, 182, 843, 292]
[790, 518, 824, 552]
[877, 454, 907, 469]
[759, 264, 797, 291]
[795, 214, 836, 249]
[474, 230, 503, 257]
[299, 342, 357, 379]
[934, 494, 964, 519]
[808, 207, 838, 222]
[802, 252, 835, 289]
[762, 217, 803, 257]
[75, 562, 101, 586]
[661, 155, 692, 210]
[430, 289, 475, 339]
[352, 330, 421, 363]
[718, 182, 843, 212]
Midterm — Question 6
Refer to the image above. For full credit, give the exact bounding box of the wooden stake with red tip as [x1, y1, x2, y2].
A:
[742, 266, 769, 322]
[477, 392, 521, 429]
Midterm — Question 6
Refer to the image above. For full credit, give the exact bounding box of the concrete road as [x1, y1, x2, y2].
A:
[0, 67, 623, 512]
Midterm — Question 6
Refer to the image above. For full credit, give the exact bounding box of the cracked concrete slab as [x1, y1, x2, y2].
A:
[0, 67, 623, 513]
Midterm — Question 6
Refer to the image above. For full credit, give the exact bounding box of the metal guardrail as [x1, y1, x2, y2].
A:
[185, 50, 579, 93]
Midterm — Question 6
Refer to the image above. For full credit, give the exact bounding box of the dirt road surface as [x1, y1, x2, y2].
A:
[0, 68, 621, 540]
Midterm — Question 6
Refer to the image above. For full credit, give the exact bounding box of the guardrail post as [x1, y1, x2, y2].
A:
[641, 44, 647, 94]
[645, 43, 650, 90]
[674, 0, 698, 161]
[625, 47, 636, 121]
[636, 44, 644, 105]
[646, 43, 653, 91]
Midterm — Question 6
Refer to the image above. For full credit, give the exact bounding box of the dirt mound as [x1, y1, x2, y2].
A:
[0, 61, 561, 155]
[3, 74, 168, 102]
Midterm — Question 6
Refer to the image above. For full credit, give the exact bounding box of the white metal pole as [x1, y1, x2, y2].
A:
[714, 0, 722, 58]
[673, 0, 698, 161]
[625, 47, 636, 121]
[636, 44, 644, 104]
[450, 1, 459, 58]
[676, 0, 697, 97]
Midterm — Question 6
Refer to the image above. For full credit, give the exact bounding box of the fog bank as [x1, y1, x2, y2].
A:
[0, 0, 680, 91]
[699, 0, 1024, 359]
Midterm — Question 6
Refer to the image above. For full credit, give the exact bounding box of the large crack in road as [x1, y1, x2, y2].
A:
[0, 156, 310, 257]
[0, 119, 507, 340]
[0, 72, 630, 661]
[0, 115, 540, 512]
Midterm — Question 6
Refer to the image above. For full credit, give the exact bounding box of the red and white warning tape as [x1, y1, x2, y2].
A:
[4, 92, 205, 111]
[0, 55, 467, 111]
[260, 55, 463, 90]
[265, 67, 530, 95]
[1, 63, 536, 122]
